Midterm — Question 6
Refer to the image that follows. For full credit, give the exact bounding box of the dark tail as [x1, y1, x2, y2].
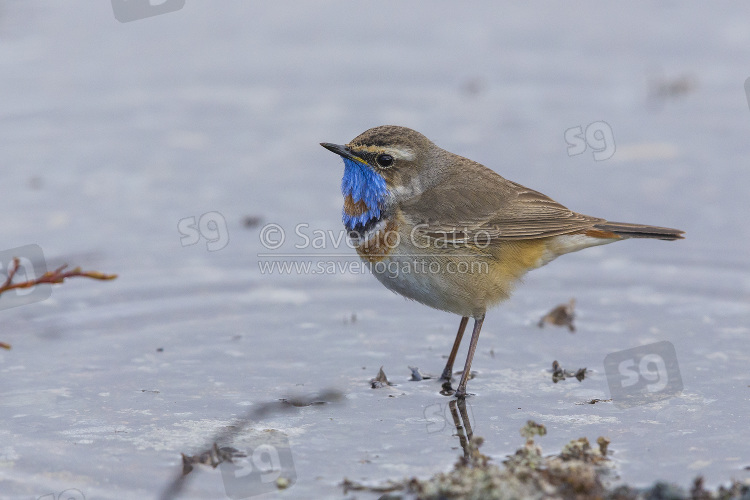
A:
[593, 221, 685, 241]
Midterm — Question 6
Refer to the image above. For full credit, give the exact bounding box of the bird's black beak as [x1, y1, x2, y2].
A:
[320, 142, 366, 164]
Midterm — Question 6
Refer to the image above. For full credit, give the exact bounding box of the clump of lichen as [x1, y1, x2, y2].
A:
[408, 421, 612, 500]
[348, 420, 611, 500]
[343, 421, 750, 500]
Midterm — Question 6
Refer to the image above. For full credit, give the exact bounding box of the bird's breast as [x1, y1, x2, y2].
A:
[343, 195, 369, 218]
[354, 216, 400, 263]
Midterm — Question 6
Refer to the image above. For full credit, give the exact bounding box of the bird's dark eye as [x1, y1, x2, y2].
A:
[376, 154, 394, 168]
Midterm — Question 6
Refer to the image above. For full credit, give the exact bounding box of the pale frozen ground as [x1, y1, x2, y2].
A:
[1, 2, 749, 499]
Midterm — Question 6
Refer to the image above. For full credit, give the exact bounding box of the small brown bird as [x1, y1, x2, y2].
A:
[321, 126, 684, 398]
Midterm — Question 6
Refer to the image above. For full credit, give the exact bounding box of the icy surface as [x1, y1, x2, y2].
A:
[1, 2, 749, 499]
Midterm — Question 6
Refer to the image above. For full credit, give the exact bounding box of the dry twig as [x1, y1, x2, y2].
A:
[0, 257, 117, 295]
[0, 257, 117, 348]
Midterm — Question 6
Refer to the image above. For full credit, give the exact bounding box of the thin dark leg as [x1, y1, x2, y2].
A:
[448, 400, 469, 459]
[457, 398, 473, 439]
[455, 315, 485, 398]
[440, 316, 469, 380]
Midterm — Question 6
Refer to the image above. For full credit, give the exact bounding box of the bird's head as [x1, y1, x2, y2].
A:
[321, 125, 438, 233]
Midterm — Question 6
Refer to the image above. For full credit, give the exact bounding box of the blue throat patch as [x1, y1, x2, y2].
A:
[340, 157, 388, 232]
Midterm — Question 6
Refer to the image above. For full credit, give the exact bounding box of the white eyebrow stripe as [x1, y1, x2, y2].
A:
[386, 147, 415, 161]
[346, 144, 416, 161]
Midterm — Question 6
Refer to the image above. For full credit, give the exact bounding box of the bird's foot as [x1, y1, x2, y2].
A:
[439, 380, 454, 396]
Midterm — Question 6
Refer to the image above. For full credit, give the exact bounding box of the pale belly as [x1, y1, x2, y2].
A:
[371, 253, 465, 313]
[351, 215, 618, 318]
[362, 241, 506, 319]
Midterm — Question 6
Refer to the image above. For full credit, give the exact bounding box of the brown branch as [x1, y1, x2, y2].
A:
[1, 258, 117, 350]
[0, 257, 117, 296]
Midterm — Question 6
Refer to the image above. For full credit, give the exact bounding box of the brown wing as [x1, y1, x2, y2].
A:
[400, 157, 603, 243]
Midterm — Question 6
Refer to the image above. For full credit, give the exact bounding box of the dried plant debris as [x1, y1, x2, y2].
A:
[460, 77, 487, 97]
[538, 298, 576, 332]
[519, 420, 547, 440]
[552, 360, 587, 383]
[576, 398, 613, 405]
[181, 443, 245, 475]
[371, 366, 395, 388]
[596, 437, 610, 457]
[648, 74, 696, 101]
[0, 257, 117, 349]
[345, 420, 613, 499]
[408, 366, 434, 381]
[159, 390, 341, 500]
[278, 396, 327, 407]
[241, 215, 263, 228]
[342, 479, 405, 494]
[0, 257, 117, 295]
[344, 420, 750, 500]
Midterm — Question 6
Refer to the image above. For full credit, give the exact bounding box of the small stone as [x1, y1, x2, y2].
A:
[276, 477, 290, 489]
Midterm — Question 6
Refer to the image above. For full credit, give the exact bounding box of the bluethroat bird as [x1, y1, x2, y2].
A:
[321, 126, 684, 398]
